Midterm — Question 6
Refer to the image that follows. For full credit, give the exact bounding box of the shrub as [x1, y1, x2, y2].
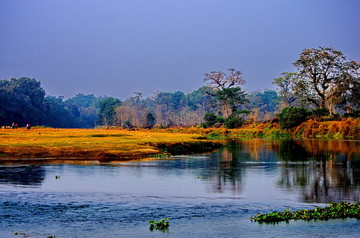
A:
[201, 113, 224, 128]
[345, 109, 360, 118]
[278, 107, 308, 129]
[311, 108, 329, 120]
[224, 115, 244, 129]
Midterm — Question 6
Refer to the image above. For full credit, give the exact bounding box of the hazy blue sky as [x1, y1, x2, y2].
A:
[1, 0, 359, 99]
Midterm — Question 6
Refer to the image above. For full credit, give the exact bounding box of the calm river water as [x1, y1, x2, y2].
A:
[1, 139, 360, 238]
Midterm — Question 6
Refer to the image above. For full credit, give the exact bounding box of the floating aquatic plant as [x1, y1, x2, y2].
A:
[251, 202, 360, 223]
[149, 218, 170, 231]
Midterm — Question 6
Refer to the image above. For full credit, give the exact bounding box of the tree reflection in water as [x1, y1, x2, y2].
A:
[207, 141, 245, 194]
[277, 140, 360, 203]
[207, 140, 360, 203]
[0, 165, 46, 186]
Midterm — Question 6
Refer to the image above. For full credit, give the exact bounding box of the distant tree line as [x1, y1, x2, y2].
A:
[0, 77, 119, 128]
[0, 77, 280, 128]
[1, 46, 358, 129]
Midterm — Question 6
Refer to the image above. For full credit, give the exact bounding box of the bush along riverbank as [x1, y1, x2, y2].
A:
[164, 118, 360, 140]
[251, 202, 360, 223]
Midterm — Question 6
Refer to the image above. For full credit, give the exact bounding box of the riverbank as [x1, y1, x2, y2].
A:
[1, 119, 358, 161]
[0, 128, 221, 161]
[165, 118, 360, 140]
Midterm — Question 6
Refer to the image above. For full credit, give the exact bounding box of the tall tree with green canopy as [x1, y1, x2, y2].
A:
[0, 77, 46, 125]
[203, 68, 248, 117]
[293, 46, 359, 114]
[97, 97, 121, 126]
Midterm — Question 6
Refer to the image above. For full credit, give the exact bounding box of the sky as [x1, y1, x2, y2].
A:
[1, 0, 360, 100]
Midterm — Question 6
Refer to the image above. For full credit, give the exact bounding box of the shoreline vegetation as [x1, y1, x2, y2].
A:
[0, 118, 359, 162]
[165, 118, 360, 140]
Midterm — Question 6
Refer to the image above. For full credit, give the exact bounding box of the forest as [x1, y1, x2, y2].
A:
[1, 46, 359, 129]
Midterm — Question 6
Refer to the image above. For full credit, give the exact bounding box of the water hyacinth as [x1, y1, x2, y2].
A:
[251, 202, 360, 223]
[149, 218, 170, 231]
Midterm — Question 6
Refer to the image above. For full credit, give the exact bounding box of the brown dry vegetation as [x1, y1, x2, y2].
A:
[163, 118, 360, 140]
[0, 128, 221, 161]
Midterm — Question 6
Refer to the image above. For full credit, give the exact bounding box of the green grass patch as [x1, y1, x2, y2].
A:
[205, 132, 227, 140]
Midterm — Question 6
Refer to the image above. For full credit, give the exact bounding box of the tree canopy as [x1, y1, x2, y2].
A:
[293, 46, 359, 114]
[203, 68, 248, 117]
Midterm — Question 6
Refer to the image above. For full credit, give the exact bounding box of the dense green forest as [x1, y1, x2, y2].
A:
[1, 46, 359, 129]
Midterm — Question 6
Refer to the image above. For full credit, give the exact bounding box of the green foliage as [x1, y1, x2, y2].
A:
[97, 97, 121, 126]
[44, 96, 80, 128]
[145, 112, 156, 128]
[203, 69, 248, 115]
[201, 113, 224, 128]
[65, 93, 98, 107]
[312, 108, 330, 118]
[187, 86, 219, 112]
[206, 132, 227, 140]
[273, 72, 299, 106]
[216, 87, 248, 113]
[251, 202, 360, 223]
[155, 91, 186, 111]
[0, 77, 46, 126]
[345, 109, 360, 118]
[149, 218, 170, 231]
[278, 106, 308, 129]
[223, 114, 244, 129]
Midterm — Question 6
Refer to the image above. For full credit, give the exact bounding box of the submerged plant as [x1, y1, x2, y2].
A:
[251, 202, 360, 223]
[149, 218, 170, 231]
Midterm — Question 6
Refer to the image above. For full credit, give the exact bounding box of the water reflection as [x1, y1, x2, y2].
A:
[0, 165, 45, 186]
[211, 139, 360, 203]
[0, 139, 359, 204]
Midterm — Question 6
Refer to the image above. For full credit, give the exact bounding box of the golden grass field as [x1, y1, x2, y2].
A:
[0, 128, 220, 161]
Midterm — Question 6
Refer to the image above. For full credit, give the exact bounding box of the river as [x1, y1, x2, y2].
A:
[1, 139, 360, 237]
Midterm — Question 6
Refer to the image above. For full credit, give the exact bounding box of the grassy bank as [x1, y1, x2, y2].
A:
[0, 128, 221, 161]
[165, 118, 360, 140]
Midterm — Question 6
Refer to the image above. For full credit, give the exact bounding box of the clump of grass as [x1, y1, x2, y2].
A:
[149, 153, 171, 158]
[149, 218, 170, 231]
[251, 202, 360, 223]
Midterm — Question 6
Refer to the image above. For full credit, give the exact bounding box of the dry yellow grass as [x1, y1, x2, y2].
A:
[0, 128, 220, 161]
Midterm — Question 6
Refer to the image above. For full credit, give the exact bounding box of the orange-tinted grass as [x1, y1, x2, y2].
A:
[0, 128, 220, 160]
